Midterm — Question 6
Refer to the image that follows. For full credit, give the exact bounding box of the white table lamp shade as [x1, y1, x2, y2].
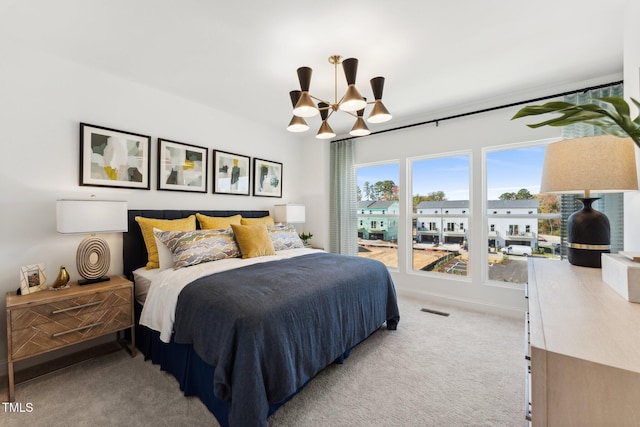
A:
[57, 200, 128, 234]
[56, 199, 128, 284]
[274, 204, 305, 224]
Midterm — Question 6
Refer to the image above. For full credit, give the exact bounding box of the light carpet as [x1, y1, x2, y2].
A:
[3, 297, 525, 426]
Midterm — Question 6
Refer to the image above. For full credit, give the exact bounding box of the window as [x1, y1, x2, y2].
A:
[485, 143, 561, 284]
[410, 153, 470, 277]
[356, 162, 400, 268]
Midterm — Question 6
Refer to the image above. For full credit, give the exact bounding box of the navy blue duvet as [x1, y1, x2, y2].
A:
[173, 252, 399, 427]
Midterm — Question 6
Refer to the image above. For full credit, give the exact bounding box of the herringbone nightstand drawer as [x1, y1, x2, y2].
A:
[11, 303, 131, 360]
[10, 287, 131, 332]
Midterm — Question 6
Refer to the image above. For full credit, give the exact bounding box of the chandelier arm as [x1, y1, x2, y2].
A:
[310, 94, 331, 105]
[334, 58, 339, 105]
[326, 109, 335, 120]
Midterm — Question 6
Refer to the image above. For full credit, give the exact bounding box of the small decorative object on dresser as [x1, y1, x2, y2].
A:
[51, 265, 70, 289]
[601, 253, 640, 303]
[19, 263, 46, 295]
[5, 276, 135, 402]
[299, 232, 314, 246]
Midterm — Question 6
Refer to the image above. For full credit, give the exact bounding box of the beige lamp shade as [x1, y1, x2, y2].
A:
[540, 135, 638, 194]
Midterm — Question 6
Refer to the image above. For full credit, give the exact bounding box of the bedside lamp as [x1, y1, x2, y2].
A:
[274, 204, 306, 224]
[540, 136, 638, 268]
[56, 199, 128, 285]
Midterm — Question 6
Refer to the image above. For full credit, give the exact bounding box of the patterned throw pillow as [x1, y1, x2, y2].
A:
[154, 228, 240, 269]
[135, 215, 196, 269]
[268, 223, 304, 251]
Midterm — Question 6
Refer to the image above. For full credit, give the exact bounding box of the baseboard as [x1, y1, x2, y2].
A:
[397, 288, 525, 319]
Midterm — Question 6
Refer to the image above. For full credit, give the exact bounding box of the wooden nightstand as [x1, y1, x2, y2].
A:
[5, 275, 135, 401]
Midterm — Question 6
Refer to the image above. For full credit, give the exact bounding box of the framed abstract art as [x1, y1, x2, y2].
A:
[79, 123, 151, 190]
[213, 150, 250, 196]
[253, 158, 282, 198]
[158, 138, 208, 193]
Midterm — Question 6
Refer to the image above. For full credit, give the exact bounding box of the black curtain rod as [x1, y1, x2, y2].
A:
[332, 80, 623, 143]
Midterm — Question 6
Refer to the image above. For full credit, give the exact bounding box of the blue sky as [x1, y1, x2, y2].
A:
[356, 146, 546, 201]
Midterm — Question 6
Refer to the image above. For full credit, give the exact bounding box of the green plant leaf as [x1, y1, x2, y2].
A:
[631, 98, 640, 126]
[596, 97, 630, 117]
[510, 102, 576, 119]
[512, 96, 640, 150]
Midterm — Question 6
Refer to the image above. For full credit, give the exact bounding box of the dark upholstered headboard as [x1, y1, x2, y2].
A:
[123, 209, 270, 280]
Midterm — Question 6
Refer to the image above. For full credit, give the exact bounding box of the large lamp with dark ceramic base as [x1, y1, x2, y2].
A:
[540, 135, 638, 268]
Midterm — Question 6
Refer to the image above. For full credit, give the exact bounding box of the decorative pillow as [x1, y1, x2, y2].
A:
[154, 228, 240, 269]
[154, 228, 175, 270]
[135, 215, 196, 269]
[196, 213, 242, 230]
[231, 223, 276, 259]
[240, 216, 275, 226]
[268, 223, 304, 251]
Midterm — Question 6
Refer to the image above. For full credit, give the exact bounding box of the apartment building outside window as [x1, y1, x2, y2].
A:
[356, 163, 400, 268]
[411, 153, 471, 277]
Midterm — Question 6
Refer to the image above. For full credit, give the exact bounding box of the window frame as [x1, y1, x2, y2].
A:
[481, 137, 561, 288]
[407, 150, 473, 281]
[354, 160, 401, 271]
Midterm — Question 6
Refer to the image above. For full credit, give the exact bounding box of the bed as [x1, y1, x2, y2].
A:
[123, 209, 400, 427]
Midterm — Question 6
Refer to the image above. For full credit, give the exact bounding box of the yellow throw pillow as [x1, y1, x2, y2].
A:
[196, 213, 242, 230]
[135, 215, 196, 269]
[240, 216, 275, 226]
[231, 223, 276, 259]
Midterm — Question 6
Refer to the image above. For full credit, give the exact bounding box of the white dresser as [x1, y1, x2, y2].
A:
[526, 258, 640, 426]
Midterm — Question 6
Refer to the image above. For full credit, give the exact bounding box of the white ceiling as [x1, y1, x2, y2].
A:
[0, 0, 630, 136]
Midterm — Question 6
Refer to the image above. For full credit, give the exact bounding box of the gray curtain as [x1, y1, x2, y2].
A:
[560, 83, 624, 254]
[329, 140, 358, 255]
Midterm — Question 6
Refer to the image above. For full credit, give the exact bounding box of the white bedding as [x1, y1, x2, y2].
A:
[139, 247, 323, 343]
[132, 267, 163, 305]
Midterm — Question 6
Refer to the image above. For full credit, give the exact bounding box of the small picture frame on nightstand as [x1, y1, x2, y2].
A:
[20, 263, 47, 295]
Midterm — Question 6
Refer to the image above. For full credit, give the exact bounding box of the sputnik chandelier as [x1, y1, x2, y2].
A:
[287, 55, 392, 139]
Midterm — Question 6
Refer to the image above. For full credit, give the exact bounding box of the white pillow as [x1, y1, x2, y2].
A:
[153, 227, 175, 270]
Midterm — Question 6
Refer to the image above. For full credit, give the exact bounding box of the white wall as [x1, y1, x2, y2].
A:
[623, 0, 640, 251]
[0, 41, 305, 372]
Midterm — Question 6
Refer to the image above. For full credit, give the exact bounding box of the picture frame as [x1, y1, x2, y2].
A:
[253, 158, 283, 198]
[79, 122, 151, 190]
[213, 150, 251, 196]
[157, 138, 208, 193]
[20, 263, 47, 295]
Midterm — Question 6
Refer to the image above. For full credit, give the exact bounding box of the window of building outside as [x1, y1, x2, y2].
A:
[356, 162, 400, 268]
[485, 143, 561, 284]
[411, 153, 470, 277]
